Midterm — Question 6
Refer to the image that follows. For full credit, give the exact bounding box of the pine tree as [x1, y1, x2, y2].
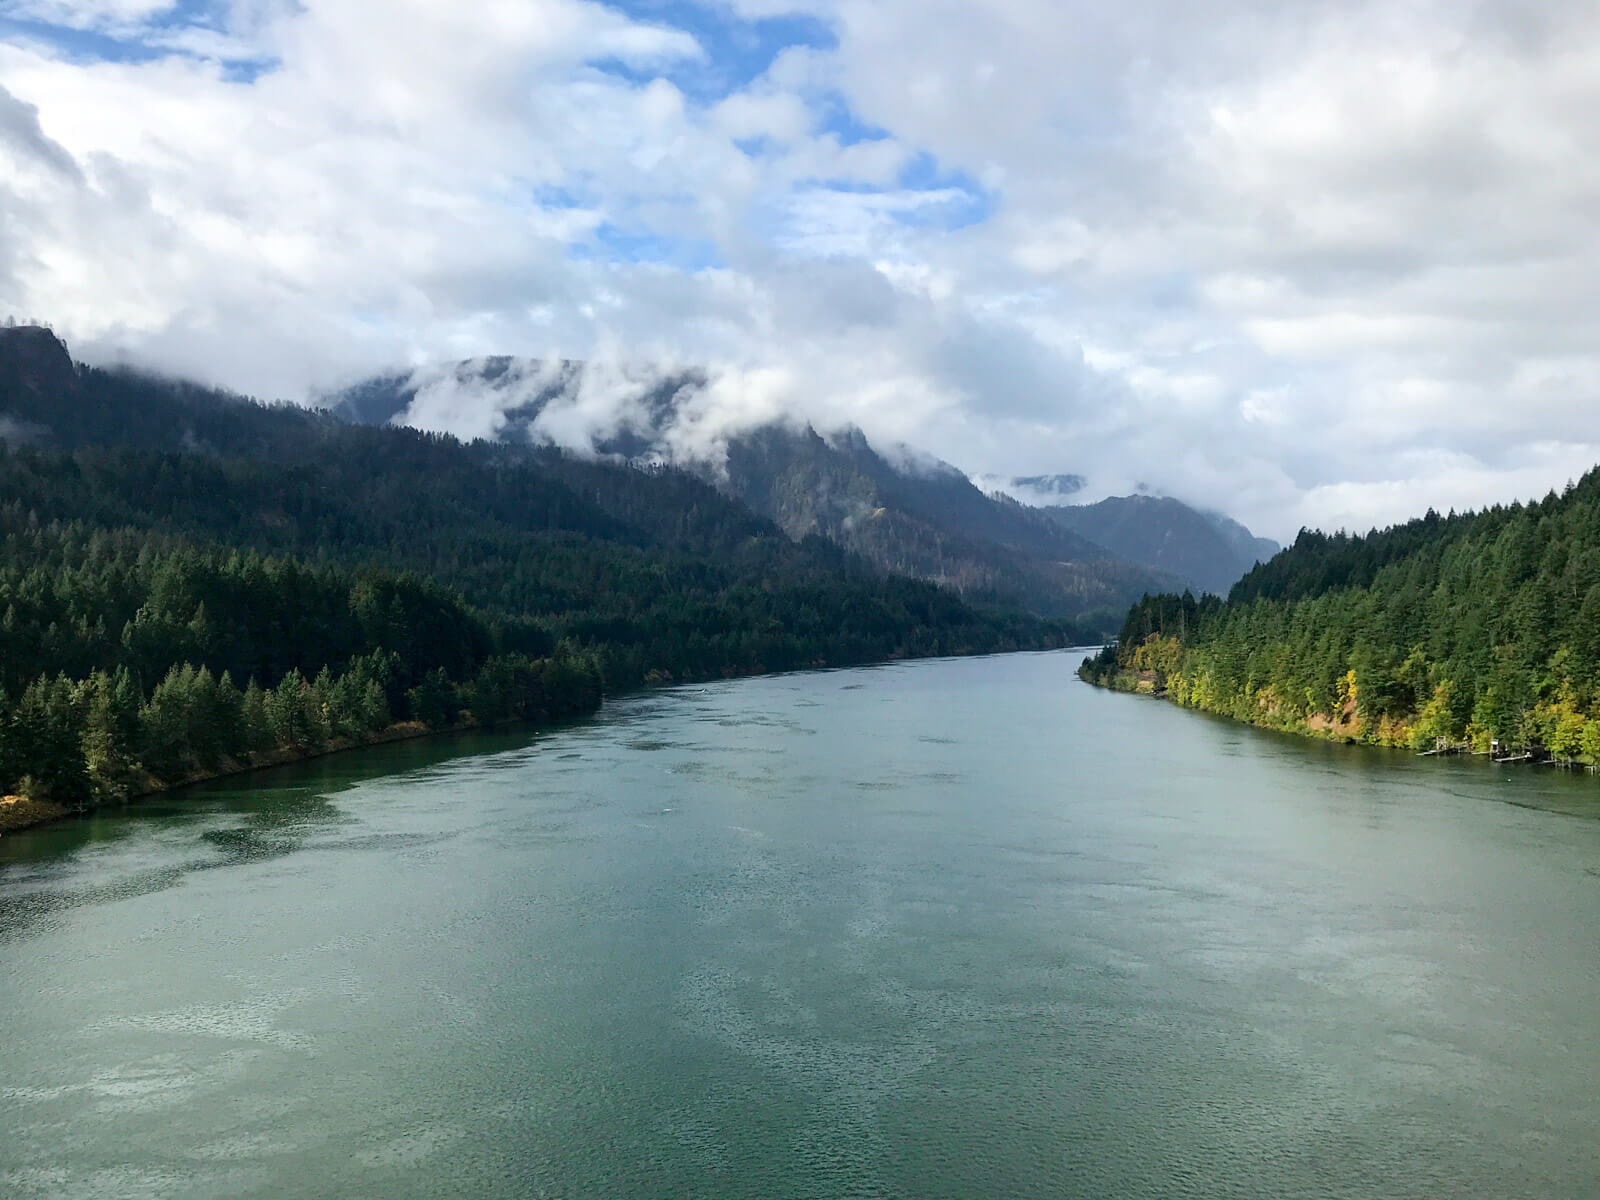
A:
[241, 678, 272, 754]
[80, 669, 142, 799]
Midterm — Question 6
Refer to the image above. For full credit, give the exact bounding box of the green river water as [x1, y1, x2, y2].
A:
[3, 650, 1600, 1197]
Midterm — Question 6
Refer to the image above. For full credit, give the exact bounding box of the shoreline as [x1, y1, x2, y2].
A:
[1079, 667, 1599, 782]
[2, 644, 1092, 839]
[0, 718, 480, 837]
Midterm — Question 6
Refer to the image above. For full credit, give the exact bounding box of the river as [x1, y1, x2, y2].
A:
[3, 650, 1600, 1198]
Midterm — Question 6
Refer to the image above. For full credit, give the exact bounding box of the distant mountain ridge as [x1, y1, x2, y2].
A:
[327, 360, 1180, 627]
[1038, 494, 1279, 597]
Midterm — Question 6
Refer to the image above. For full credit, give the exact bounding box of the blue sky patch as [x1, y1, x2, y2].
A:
[0, 15, 170, 65]
[816, 93, 891, 147]
[573, 221, 723, 271]
[596, 1, 834, 101]
[0, 0, 276, 77]
[894, 153, 994, 229]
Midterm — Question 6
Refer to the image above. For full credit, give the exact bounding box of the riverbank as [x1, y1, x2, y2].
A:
[1080, 664, 1377, 746]
[0, 687, 628, 837]
[0, 719, 467, 836]
[1077, 658, 1598, 776]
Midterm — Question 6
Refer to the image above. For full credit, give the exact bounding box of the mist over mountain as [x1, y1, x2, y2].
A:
[327, 359, 1179, 626]
[972, 473, 1087, 508]
[327, 357, 707, 457]
[0, 322, 1102, 825]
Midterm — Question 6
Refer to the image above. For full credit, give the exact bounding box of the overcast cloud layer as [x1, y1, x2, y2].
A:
[2, 0, 1599, 540]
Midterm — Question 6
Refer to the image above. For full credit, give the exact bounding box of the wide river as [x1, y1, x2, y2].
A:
[4, 651, 1600, 1198]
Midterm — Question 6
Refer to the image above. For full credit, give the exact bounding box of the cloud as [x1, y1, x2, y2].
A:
[397, 357, 573, 445]
[0, 414, 47, 442]
[2, 0, 1600, 541]
[0, 81, 80, 181]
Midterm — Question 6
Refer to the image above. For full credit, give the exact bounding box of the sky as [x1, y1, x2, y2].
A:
[2, 0, 1599, 541]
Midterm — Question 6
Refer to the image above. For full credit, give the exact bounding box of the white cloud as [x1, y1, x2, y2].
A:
[3, 0, 1600, 542]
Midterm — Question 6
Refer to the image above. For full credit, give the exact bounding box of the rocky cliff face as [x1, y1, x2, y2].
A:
[0, 325, 76, 398]
[0, 325, 78, 442]
[716, 423, 1174, 621]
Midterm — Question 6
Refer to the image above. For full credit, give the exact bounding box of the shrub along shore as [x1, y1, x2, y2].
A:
[3, 717, 438, 834]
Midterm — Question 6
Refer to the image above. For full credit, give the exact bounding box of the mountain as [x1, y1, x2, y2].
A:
[328, 360, 1176, 628]
[1036, 494, 1279, 597]
[1081, 476, 1600, 759]
[0, 326, 1079, 817]
[1207, 509, 1282, 576]
[718, 424, 1177, 624]
[0, 321, 75, 400]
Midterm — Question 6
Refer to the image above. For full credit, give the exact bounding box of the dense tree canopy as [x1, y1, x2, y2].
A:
[1082, 472, 1600, 759]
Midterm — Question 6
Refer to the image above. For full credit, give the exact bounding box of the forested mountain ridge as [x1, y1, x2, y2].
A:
[1039, 493, 1279, 597]
[719, 424, 1172, 625]
[328, 358, 1175, 627]
[1080, 473, 1600, 761]
[0, 326, 1079, 827]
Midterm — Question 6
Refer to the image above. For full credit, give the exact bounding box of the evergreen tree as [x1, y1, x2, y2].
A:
[1083, 466, 1600, 760]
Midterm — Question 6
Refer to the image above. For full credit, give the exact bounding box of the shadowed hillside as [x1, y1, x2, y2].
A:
[1040, 493, 1278, 597]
